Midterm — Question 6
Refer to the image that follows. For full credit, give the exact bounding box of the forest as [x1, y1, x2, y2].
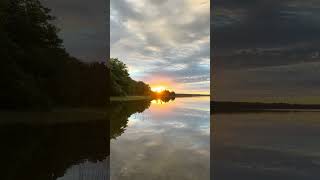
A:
[110, 58, 151, 96]
[0, 0, 109, 109]
[110, 58, 176, 101]
[0, 0, 175, 110]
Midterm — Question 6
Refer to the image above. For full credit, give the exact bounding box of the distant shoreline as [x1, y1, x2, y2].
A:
[211, 101, 320, 113]
[110, 96, 152, 101]
[174, 94, 210, 97]
[110, 94, 210, 102]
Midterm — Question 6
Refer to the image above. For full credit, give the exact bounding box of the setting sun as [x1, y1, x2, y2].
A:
[151, 86, 167, 93]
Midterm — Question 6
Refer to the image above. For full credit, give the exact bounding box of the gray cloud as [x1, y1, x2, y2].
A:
[41, 0, 108, 62]
[213, 0, 320, 102]
[111, 0, 210, 93]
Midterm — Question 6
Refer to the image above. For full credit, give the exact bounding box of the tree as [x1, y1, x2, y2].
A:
[0, 0, 110, 109]
[110, 58, 152, 96]
[110, 58, 130, 96]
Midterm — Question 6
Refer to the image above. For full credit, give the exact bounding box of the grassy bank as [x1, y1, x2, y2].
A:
[110, 96, 152, 101]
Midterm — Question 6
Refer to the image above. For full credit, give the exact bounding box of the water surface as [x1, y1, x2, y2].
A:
[110, 97, 210, 180]
[0, 111, 109, 180]
[212, 112, 320, 180]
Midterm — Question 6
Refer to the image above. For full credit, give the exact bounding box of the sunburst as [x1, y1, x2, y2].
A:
[151, 86, 166, 93]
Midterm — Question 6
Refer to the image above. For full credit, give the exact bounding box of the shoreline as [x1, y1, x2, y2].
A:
[110, 96, 152, 101]
[211, 101, 320, 113]
[110, 95, 210, 102]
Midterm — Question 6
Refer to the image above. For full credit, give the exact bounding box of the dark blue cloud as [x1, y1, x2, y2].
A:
[41, 0, 109, 62]
[213, 0, 320, 102]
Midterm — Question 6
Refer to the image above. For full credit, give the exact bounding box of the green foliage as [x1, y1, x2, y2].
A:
[110, 58, 130, 96]
[109, 58, 177, 101]
[0, 0, 109, 109]
[110, 58, 152, 96]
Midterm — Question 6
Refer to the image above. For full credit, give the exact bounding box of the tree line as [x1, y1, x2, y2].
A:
[0, 0, 109, 109]
[0, 0, 175, 109]
[110, 58, 151, 96]
[110, 58, 175, 101]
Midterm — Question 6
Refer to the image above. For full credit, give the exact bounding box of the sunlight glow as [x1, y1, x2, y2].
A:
[151, 86, 167, 93]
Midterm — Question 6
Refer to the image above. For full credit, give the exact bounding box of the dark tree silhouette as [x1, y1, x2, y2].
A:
[109, 58, 176, 100]
[110, 58, 152, 96]
[0, 0, 109, 109]
[151, 89, 176, 102]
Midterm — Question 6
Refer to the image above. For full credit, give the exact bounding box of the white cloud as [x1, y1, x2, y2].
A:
[111, 0, 210, 93]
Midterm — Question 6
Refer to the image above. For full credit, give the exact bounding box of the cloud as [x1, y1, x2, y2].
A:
[41, 0, 108, 62]
[111, 0, 210, 93]
[212, 0, 320, 101]
[214, 0, 320, 50]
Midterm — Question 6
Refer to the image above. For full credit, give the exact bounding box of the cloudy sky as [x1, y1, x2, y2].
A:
[41, 0, 108, 62]
[111, 0, 210, 94]
[213, 0, 320, 103]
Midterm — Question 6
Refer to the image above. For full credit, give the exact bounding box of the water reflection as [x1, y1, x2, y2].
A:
[110, 97, 210, 180]
[1, 97, 209, 180]
[212, 112, 320, 179]
[0, 111, 109, 180]
[110, 100, 151, 139]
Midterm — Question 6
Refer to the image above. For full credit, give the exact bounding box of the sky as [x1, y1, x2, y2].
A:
[41, 0, 108, 62]
[213, 0, 320, 103]
[111, 0, 210, 94]
[38, 0, 320, 102]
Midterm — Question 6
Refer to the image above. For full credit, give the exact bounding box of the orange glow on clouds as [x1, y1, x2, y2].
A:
[151, 86, 167, 93]
[146, 76, 209, 94]
[147, 76, 174, 92]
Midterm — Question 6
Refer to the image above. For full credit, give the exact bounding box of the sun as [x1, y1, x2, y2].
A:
[151, 86, 166, 93]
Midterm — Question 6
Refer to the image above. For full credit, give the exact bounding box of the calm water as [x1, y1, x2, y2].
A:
[110, 97, 210, 180]
[213, 112, 320, 180]
[0, 111, 109, 180]
[6, 100, 320, 179]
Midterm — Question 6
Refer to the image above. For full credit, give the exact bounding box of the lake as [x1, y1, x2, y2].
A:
[110, 97, 210, 180]
[4, 99, 319, 179]
[212, 112, 320, 180]
[0, 110, 109, 180]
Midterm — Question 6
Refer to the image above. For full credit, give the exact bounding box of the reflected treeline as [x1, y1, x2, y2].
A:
[158, 96, 175, 103]
[110, 100, 151, 139]
[0, 98, 173, 179]
[0, 98, 174, 179]
[0, 117, 109, 180]
[110, 98, 175, 139]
